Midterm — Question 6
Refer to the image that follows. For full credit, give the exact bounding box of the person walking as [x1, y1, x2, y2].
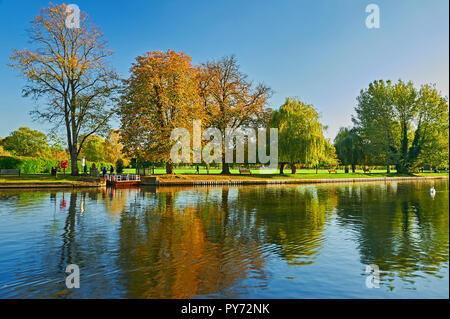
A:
[102, 166, 107, 177]
[110, 165, 114, 175]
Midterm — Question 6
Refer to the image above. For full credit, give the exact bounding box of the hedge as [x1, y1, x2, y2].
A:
[0, 156, 114, 174]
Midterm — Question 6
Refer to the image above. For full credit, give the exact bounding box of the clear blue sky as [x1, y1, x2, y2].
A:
[0, 0, 448, 139]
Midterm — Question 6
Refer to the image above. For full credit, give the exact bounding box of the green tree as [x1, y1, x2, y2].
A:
[116, 158, 124, 174]
[334, 127, 366, 173]
[353, 80, 398, 171]
[353, 80, 449, 173]
[270, 98, 327, 174]
[319, 139, 339, 170]
[79, 135, 106, 162]
[0, 127, 49, 157]
[0, 145, 10, 156]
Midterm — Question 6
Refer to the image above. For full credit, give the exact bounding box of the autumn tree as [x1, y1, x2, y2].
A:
[199, 55, 271, 174]
[9, 3, 119, 175]
[103, 129, 124, 164]
[118, 50, 201, 174]
[270, 98, 327, 174]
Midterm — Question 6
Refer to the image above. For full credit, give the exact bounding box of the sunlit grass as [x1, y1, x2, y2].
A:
[0, 169, 447, 184]
[0, 174, 102, 183]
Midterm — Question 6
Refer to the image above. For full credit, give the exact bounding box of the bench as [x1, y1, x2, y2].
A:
[0, 169, 20, 176]
[328, 169, 337, 174]
[239, 168, 251, 174]
[363, 167, 371, 173]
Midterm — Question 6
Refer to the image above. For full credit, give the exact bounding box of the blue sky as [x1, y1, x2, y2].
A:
[0, 0, 448, 139]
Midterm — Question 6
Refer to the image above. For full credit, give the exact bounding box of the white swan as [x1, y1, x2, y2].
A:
[430, 187, 436, 196]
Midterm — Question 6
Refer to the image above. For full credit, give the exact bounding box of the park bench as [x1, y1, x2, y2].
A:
[328, 168, 337, 174]
[0, 169, 20, 176]
[239, 168, 251, 174]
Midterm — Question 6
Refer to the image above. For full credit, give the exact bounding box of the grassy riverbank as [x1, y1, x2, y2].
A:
[0, 171, 447, 188]
[152, 171, 449, 181]
[0, 174, 105, 188]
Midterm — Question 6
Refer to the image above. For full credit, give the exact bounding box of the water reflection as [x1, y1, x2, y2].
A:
[0, 180, 448, 298]
[334, 181, 449, 289]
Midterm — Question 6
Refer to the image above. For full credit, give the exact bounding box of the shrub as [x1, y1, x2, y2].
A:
[0, 156, 57, 174]
[0, 156, 114, 175]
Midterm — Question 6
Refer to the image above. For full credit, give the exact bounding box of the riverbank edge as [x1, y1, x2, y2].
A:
[0, 175, 447, 189]
[0, 181, 106, 189]
[142, 175, 449, 186]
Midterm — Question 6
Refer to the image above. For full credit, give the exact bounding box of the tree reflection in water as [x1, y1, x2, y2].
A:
[0, 180, 447, 298]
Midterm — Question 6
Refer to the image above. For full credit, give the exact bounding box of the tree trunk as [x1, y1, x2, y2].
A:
[291, 163, 297, 174]
[166, 161, 174, 174]
[280, 162, 287, 174]
[397, 164, 409, 174]
[315, 165, 318, 174]
[70, 149, 78, 176]
[351, 164, 356, 173]
[221, 154, 230, 174]
[387, 164, 390, 174]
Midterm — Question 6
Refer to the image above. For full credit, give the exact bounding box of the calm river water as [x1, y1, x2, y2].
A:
[0, 180, 448, 298]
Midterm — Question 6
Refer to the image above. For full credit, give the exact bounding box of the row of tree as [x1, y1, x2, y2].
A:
[9, 4, 337, 175]
[117, 50, 338, 174]
[335, 80, 449, 173]
[8, 4, 449, 175]
[118, 52, 272, 174]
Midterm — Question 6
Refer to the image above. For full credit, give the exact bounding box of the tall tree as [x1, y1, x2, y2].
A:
[334, 127, 366, 173]
[353, 80, 449, 173]
[270, 98, 327, 174]
[118, 50, 201, 174]
[9, 3, 119, 175]
[200, 55, 271, 174]
[353, 80, 398, 172]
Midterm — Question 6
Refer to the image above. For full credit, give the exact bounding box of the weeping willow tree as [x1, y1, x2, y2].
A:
[334, 127, 367, 173]
[270, 98, 330, 174]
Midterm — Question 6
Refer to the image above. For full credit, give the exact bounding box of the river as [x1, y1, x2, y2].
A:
[0, 180, 448, 298]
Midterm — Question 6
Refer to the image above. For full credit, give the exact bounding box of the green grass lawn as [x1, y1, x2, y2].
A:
[0, 168, 447, 184]
[0, 174, 103, 184]
[124, 168, 398, 175]
[123, 168, 449, 180]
